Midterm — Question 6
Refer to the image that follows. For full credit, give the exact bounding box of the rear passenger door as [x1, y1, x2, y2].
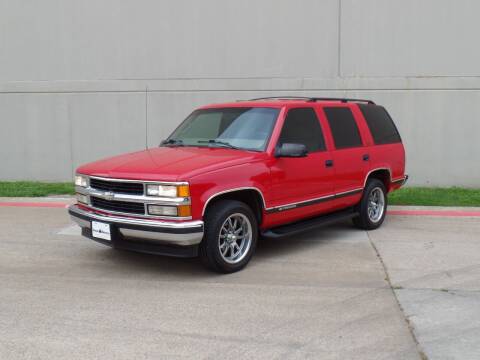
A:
[322, 106, 369, 200]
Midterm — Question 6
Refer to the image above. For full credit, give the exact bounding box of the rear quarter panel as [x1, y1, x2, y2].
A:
[353, 104, 406, 191]
[369, 143, 405, 190]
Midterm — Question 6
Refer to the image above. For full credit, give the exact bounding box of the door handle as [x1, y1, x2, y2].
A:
[325, 159, 334, 167]
[362, 154, 370, 161]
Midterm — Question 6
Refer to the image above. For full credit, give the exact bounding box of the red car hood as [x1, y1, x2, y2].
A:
[77, 147, 265, 181]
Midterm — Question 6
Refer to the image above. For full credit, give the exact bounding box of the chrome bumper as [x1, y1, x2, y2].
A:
[68, 204, 204, 246]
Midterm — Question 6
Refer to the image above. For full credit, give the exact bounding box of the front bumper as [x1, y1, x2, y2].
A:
[68, 204, 204, 257]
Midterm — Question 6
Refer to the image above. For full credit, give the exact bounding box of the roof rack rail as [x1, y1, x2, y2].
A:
[247, 96, 312, 101]
[307, 97, 375, 105]
[247, 96, 375, 105]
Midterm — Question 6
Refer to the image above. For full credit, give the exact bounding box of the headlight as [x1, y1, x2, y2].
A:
[146, 184, 189, 197]
[75, 175, 88, 187]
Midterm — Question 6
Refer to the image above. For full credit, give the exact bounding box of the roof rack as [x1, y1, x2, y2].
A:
[307, 97, 375, 105]
[247, 96, 375, 105]
[248, 96, 311, 101]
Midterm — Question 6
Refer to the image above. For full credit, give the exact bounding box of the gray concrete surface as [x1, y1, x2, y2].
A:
[1, 0, 480, 186]
[369, 216, 480, 360]
[3, 205, 480, 359]
[0, 206, 424, 359]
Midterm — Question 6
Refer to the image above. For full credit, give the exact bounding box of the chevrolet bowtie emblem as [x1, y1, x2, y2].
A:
[104, 191, 115, 201]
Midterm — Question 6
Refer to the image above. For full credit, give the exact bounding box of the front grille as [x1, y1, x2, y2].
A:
[90, 178, 144, 195]
[91, 196, 145, 215]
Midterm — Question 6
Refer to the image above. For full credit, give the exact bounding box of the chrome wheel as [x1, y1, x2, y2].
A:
[367, 187, 385, 223]
[218, 213, 252, 264]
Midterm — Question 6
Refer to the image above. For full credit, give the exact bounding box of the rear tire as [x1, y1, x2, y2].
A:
[353, 179, 387, 230]
[199, 200, 258, 273]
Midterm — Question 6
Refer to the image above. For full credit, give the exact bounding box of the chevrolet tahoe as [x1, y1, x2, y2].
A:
[69, 97, 408, 273]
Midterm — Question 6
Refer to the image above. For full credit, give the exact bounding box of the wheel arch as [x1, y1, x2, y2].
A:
[364, 168, 392, 191]
[202, 187, 266, 225]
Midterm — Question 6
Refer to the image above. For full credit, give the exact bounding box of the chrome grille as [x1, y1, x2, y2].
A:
[89, 178, 144, 195]
[76, 176, 191, 219]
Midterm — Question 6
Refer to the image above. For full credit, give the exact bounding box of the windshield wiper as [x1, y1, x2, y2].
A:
[197, 139, 240, 150]
[160, 138, 184, 147]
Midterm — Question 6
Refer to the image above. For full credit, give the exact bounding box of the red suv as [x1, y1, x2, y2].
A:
[69, 97, 407, 273]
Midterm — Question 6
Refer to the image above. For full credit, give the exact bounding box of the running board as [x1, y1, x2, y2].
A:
[261, 208, 358, 239]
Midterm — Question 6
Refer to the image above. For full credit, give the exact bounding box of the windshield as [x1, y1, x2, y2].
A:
[164, 107, 279, 151]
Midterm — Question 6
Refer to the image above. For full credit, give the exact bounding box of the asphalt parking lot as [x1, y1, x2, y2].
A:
[1, 200, 479, 360]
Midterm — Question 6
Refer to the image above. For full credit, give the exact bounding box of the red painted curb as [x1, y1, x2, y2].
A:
[0, 202, 69, 208]
[388, 210, 480, 217]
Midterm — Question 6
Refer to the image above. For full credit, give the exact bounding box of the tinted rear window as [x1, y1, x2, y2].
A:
[358, 104, 401, 145]
[324, 107, 363, 149]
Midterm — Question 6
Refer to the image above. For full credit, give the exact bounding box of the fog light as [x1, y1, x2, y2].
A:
[148, 205, 178, 216]
[76, 193, 88, 204]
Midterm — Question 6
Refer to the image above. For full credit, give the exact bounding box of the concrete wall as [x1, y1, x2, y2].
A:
[1, 0, 479, 186]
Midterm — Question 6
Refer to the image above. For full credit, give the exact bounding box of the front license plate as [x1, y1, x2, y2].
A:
[91, 221, 111, 241]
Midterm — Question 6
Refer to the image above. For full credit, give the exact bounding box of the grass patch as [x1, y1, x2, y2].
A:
[389, 187, 480, 207]
[1, 181, 479, 206]
[0, 182, 75, 197]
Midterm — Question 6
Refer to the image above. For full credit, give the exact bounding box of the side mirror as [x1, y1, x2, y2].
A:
[275, 143, 308, 158]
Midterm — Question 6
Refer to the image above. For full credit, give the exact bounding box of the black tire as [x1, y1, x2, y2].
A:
[353, 179, 388, 230]
[199, 200, 258, 273]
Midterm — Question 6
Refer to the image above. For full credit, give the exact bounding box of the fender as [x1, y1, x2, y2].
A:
[201, 186, 267, 216]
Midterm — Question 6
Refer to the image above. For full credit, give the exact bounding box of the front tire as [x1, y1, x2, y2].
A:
[353, 179, 387, 230]
[199, 200, 258, 273]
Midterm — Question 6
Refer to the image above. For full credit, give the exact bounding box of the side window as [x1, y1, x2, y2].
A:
[358, 104, 402, 144]
[324, 107, 363, 149]
[278, 108, 326, 152]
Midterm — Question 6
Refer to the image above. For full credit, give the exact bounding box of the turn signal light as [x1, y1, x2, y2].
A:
[177, 185, 190, 197]
[177, 205, 192, 217]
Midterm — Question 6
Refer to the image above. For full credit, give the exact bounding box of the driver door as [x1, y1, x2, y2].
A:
[268, 107, 335, 223]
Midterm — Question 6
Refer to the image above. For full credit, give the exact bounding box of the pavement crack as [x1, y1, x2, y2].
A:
[390, 286, 480, 294]
[366, 230, 429, 360]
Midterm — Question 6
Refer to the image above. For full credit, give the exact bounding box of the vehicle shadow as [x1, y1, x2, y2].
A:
[256, 220, 358, 259]
[98, 247, 210, 277]
[92, 220, 359, 277]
